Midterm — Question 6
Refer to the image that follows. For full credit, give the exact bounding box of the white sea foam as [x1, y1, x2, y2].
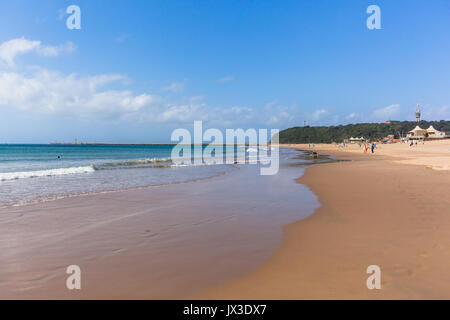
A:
[0, 166, 95, 181]
[102, 157, 172, 167]
[246, 147, 272, 152]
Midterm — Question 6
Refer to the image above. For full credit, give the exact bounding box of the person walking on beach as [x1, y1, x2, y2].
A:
[371, 143, 376, 153]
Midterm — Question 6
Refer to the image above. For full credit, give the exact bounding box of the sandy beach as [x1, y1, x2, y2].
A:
[1, 140, 449, 299]
[200, 139, 450, 299]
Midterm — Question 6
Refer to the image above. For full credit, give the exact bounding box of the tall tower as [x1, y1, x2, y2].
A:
[415, 104, 421, 123]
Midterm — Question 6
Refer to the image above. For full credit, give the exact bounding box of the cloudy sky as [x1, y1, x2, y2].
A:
[0, 0, 449, 143]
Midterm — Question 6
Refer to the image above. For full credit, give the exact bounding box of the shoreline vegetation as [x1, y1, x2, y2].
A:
[47, 120, 450, 146]
[199, 139, 450, 299]
[278, 120, 450, 143]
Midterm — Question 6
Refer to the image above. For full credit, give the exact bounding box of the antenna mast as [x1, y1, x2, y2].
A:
[415, 104, 421, 123]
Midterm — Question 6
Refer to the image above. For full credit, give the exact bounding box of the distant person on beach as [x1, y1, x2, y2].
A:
[371, 143, 375, 153]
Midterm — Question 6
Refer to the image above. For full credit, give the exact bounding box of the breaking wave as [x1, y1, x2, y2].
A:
[100, 158, 172, 167]
[1, 153, 273, 182]
[0, 166, 95, 181]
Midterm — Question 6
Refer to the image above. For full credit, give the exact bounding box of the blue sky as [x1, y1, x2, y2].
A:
[0, 0, 449, 143]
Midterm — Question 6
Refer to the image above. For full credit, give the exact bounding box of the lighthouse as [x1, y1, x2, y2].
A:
[415, 104, 421, 123]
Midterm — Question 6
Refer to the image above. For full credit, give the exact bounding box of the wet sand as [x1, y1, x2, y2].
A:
[0, 149, 318, 299]
[200, 142, 450, 299]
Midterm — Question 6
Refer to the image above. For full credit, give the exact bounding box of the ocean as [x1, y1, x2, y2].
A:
[0, 144, 280, 207]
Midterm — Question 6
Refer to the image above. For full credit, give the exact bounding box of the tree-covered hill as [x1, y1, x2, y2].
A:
[277, 120, 450, 144]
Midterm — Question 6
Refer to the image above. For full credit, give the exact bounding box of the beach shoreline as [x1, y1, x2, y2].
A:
[1, 141, 449, 299]
[199, 140, 450, 299]
[0, 148, 318, 299]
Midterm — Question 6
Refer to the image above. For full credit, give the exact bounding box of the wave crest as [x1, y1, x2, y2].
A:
[101, 158, 172, 167]
[0, 166, 95, 181]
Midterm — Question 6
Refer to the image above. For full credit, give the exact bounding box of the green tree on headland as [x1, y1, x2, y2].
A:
[277, 121, 450, 143]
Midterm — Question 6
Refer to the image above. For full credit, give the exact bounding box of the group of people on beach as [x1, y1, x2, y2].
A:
[409, 140, 424, 147]
[361, 142, 376, 153]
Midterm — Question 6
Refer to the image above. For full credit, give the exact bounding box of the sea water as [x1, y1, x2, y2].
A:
[0, 144, 285, 207]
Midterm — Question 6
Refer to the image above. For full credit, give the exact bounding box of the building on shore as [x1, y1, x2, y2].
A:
[407, 125, 447, 140]
[349, 137, 365, 143]
[425, 125, 446, 138]
[406, 105, 448, 139]
[407, 126, 427, 139]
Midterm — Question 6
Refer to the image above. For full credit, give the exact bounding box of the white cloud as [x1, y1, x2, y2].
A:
[161, 82, 185, 93]
[0, 69, 154, 118]
[422, 105, 450, 121]
[188, 95, 205, 102]
[0, 67, 261, 125]
[158, 104, 209, 122]
[218, 75, 235, 83]
[87, 74, 127, 91]
[346, 112, 357, 120]
[0, 37, 370, 129]
[262, 102, 296, 126]
[2, 66, 387, 129]
[0, 37, 74, 67]
[311, 109, 328, 122]
[372, 104, 401, 120]
[36, 42, 75, 57]
[0, 38, 40, 67]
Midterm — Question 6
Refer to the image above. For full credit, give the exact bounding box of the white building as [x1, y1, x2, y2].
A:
[407, 125, 447, 139]
[349, 137, 365, 143]
[407, 126, 427, 139]
[426, 125, 446, 138]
